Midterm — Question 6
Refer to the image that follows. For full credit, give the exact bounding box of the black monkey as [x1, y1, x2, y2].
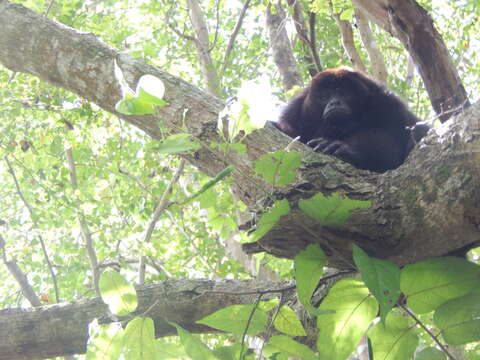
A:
[274, 67, 428, 173]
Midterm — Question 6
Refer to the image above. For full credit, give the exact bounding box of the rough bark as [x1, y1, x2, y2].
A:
[0, 279, 292, 360]
[352, 0, 469, 120]
[0, 1, 479, 269]
[266, 2, 303, 91]
[246, 102, 480, 268]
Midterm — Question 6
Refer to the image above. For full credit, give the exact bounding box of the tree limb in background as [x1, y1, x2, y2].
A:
[0, 279, 293, 360]
[287, 0, 322, 76]
[354, 6, 387, 83]
[329, 0, 366, 72]
[265, 1, 303, 91]
[138, 159, 186, 284]
[65, 136, 101, 297]
[220, 0, 252, 77]
[0, 235, 42, 307]
[352, 0, 469, 121]
[4, 156, 60, 303]
[186, 0, 221, 96]
[308, 12, 322, 73]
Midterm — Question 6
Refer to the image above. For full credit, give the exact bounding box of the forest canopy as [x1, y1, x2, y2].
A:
[0, 0, 479, 359]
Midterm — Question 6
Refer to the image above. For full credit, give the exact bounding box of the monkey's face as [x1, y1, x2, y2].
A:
[304, 75, 370, 139]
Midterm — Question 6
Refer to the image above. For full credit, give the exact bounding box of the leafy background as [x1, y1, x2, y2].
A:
[1, 0, 480, 359]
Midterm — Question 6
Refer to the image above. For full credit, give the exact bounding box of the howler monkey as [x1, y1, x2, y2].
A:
[275, 67, 428, 173]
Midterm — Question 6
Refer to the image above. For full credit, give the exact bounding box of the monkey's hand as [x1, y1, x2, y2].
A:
[307, 138, 356, 164]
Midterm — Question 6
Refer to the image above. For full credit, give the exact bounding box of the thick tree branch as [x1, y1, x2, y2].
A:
[0, 279, 292, 360]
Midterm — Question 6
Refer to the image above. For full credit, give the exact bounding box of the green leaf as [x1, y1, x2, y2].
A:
[267, 335, 317, 360]
[136, 74, 166, 105]
[248, 199, 290, 242]
[258, 298, 279, 312]
[49, 135, 63, 156]
[317, 278, 378, 360]
[114, 72, 167, 115]
[213, 343, 249, 360]
[353, 244, 400, 322]
[115, 95, 158, 115]
[196, 304, 268, 335]
[368, 311, 418, 360]
[254, 150, 301, 185]
[99, 270, 138, 316]
[400, 257, 480, 314]
[235, 98, 265, 136]
[294, 244, 326, 315]
[86, 322, 125, 360]
[416, 347, 447, 360]
[155, 133, 201, 154]
[339, 8, 354, 20]
[273, 306, 307, 336]
[220, 97, 266, 142]
[156, 339, 188, 360]
[123, 317, 156, 360]
[299, 192, 370, 226]
[170, 323, 218, 360]
[433, 293, 480, 345]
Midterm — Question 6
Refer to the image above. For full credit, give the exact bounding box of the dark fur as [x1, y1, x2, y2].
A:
[275, 67, 427, 173]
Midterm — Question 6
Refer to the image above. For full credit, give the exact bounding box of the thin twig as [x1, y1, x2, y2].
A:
[167, 22, 197, 42]
[165, 210, 215, 272]
[43, 0, 55, 16]
[203, 284, 296, 296]
[259, 292, 287, 359]
[400, 305, 456, 360]
[65, 143, 100, 297]
[426, 100, 469, 123]
[5, 157, 60, 302]
[219, 0, 252, 75]
[138, 159, 186, 284]
[164, 3, 197, 42]
[239, 294, 264, 360]
[207, 0, 221, 53]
